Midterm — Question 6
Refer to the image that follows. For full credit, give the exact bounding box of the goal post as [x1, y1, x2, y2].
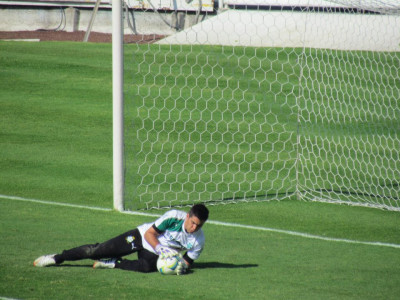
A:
[113, 0, 124, 211]
[119, 0, 400, 211]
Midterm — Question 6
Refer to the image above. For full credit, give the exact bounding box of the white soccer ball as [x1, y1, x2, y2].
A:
[157, 256, 180, 275]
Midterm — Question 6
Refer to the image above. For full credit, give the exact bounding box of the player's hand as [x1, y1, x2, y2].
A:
[176, 259, 188, 275]
[155, 245, 178, 258]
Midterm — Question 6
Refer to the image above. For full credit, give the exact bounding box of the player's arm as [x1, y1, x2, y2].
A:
[181, 242, 203, 270]
[181, 253, 193, 267]
[144, 225, 161, 250]
[144, 225, 178, 258]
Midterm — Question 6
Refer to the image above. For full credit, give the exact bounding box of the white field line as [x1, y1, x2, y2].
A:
[1, 194, 399, 249]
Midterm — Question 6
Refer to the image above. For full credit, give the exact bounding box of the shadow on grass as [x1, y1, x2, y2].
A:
[193, 262, 258, 269]
[48, 261, 259, 271]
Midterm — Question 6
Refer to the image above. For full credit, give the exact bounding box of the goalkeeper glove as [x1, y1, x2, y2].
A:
[176, 258, 189, 275]
[155, 245, 178, 258]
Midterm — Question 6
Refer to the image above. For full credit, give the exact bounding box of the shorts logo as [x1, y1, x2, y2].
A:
[126, 236, 136, 249]
[126, 236, 135, 243]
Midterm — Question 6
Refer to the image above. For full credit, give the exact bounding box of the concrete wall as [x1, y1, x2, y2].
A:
[2, 5, 399, 51]
[158, 9, 400, 51]
[0, 6, 212, 35]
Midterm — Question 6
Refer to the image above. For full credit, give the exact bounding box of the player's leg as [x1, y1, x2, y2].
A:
[34, 229, 142, 267]
[114, 249, 159, 273]
[55, 229, 142, 263]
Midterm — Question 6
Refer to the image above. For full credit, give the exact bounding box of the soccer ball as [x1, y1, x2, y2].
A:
[157, 256, 180, 275]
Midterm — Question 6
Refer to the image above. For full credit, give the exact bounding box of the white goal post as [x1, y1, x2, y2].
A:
[114, 0, 400, 211]
[112, 0, 124, 211]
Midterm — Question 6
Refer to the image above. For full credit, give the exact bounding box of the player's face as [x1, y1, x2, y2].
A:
[184, 214, 204, 233]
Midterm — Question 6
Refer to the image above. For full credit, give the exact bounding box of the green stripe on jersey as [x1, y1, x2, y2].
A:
[157, 218, 184, 232]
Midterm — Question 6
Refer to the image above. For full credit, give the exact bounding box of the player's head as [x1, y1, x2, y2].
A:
[184, 204, 209, 233]
[189, 204, 209, 222]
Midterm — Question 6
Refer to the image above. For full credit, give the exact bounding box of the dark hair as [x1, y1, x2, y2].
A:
[189, 204, 209, 222]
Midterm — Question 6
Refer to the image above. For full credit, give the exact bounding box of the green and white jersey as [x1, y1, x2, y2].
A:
[138, 209, 205, 261]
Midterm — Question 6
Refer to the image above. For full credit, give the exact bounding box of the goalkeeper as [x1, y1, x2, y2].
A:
[33, 204, 209, 275]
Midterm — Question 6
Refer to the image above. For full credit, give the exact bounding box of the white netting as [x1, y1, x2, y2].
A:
[125, 1, 400, 210]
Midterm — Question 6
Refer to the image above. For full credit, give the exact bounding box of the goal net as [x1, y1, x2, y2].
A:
[124, 0, 400, 210]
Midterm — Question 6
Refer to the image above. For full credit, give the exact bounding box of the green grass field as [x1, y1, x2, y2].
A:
[1, 41, 400, 299]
